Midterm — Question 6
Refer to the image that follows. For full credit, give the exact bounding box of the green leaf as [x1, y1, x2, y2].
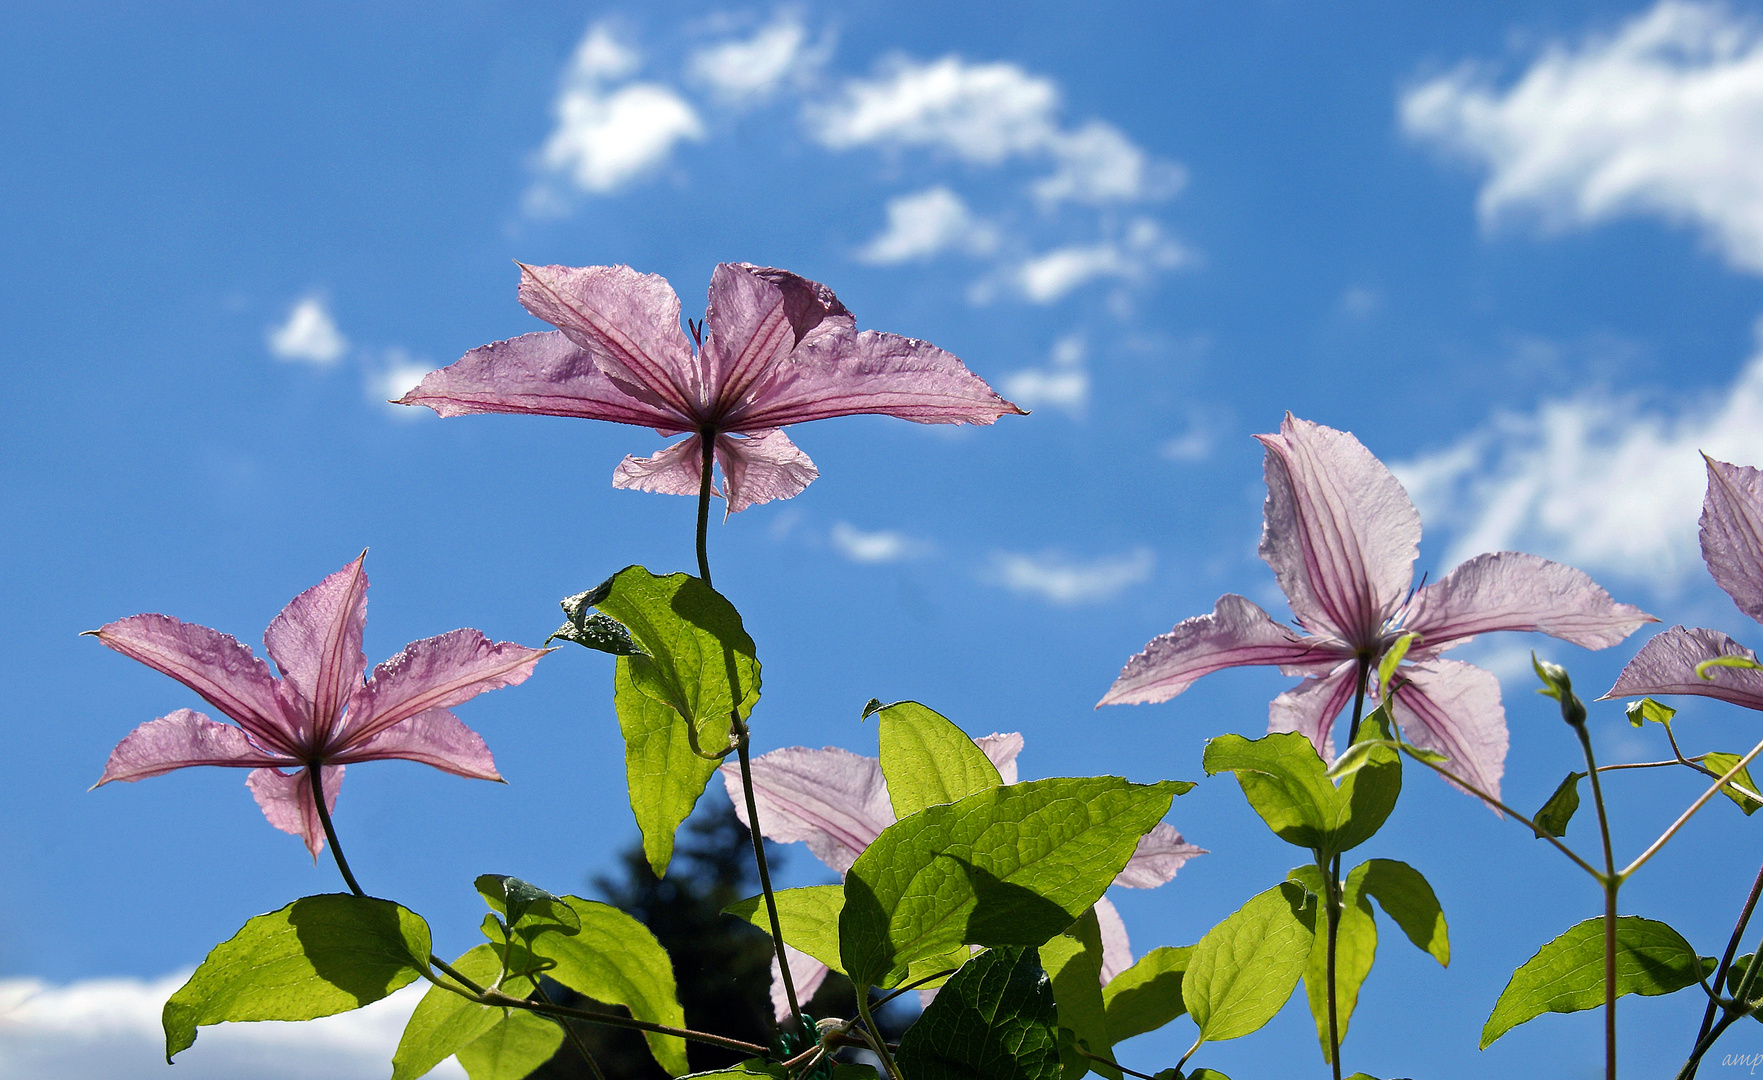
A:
[1204, 718, 1399, 859]
[393, 943, 539, 1080]
[455, 1010, 564, 1080]
[164, 894, 430, 1062]
[1040, 908, 1115, 1080]
[1101, 946, 1192, 1044]
[528, 896, 690, 1075]
[1378, 634, 1417, 696]
[1533, 772, 1585, 838]
[1352, 859, 1448, 967]
[548, 589, 640, 655]
[1183, 882, 1315, 1044]
[840, 777, 1181, 990]
[1322, 738, 1399, 782]
[1185, 1072, 1232, 1080]
[1625, 697, 1676, 728]
[1481, 916, 1705, 1047]
[615, 660, 726, 877]
[894, 946, 1063, 1080]
[725, 885, 845, 975]
[1299, 873, 1375, 1063]
[475, 875, 581, 936]
[1703, 752, 1763, 815]
[1724, 953, 1763, 1021]
[875, 700, 1004, 818]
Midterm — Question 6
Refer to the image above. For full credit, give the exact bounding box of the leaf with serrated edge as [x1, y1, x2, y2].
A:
[840, 777, 1181, 990]
[894, 946, 1063, 1080]
[1354, 859, 1448, 966]
[456, 1010, 564, 1080]
[393, 944, 537, 1080]
[1101, 946, 1192, 1045]
[164, 894, 429, 1062]
[876, 701, 1003, 818]
[1481, 916, 1704, 1047]
[1183, 882, 1314, 1044]
[1041, 908, 1116, 1080]
[527, 897, 689, 1075]
[725, 885, 845, 974]
[616, 658, 723, 877]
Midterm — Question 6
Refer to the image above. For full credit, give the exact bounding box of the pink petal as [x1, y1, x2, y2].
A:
[1256, 415, 1420, 646]
[770, 946, 831, 1023]
[1113, 823, 1206, 889]
[719, 746, 894, 875]
[734, 264, 854, 350]
[975, 732, 1023, 785]
[613, 435, 709, 498]
[1403, 551, 1655, 651]
[1098, 594, 1336, 707]
[1268, 661, 1361, 761]
[1602, 625, 1763, 711]
[1094, 896, 1133, 986]
[246, 765, 342, 859]
[1386, 659, 1508, 802]
[715, 430, 819, 514]
[729, 328, 1025, 430]
[342, 629, 546, 749]
[702, 264, 802, 411]
[397, 330, 686, 430]
[515, 263, 702, 419]
[263, 555, 369, 745]
[329, 707, 500, 781]
[1701, 457, 1763, 624]
[95, 708, 290, 785]
[92, 614, 301, 758]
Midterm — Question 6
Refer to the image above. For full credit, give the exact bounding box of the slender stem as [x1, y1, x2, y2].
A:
[856, 994, 904, 1080]
[481, 989, 772, 1057]
[1621, 733, 1763, 879]
[1679, 1013, 1744, 1080]
[1174, 1034, 1203, 1073]
[1684, 860, 1763, 1079]
[872, 967, 959, 1008]
[535, 983, 609, 1080]
[1572, 722, 1619, 1080]
[697, 429, 714, 587]
[1323, 655, 1371, 1080]
[308, 762, 365, 897]
[1402, 749, 1605, 879]
[1075, 1048, 1160, 1080]
[735, 722, 805, 1030]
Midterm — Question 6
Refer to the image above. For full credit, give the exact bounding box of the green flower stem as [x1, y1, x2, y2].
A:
[308, 762, 366, 898]
[697, 429, 715, 587]
[1572, 722, 1619, 1080]
[1622, 733, 1763, 879]
[1323, 655, 1372, 1080]
[1683, 859, 1763, 1079]
[1681, 920, 1763, 1078]
[1399, 748, 1605, 879]
[856, 993, 905, 1080]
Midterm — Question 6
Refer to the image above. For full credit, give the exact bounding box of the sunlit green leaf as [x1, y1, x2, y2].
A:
[1532, 773, 1585, 839]
[1352, 859, 1448, 967]
[725, 885, 845, 975]
[841, 777, 1182, 990]
[1299, 873, 1375, 1062]
[528, 897, 689, 1076]
[1481, 916, 1704, 1047]
[1378, 635, 1417, 696]
[456, 1010, 564, 1080]
[894, 947, 1063, 1080]
[615, 660, 725, 876]
[1624, 697, 1676, 728]
[1703, 752, 1763, 815]
[1041, 908, 1115, 1080]
[1204, 717, 1399, 859]
[164, 894, 430, 1062]
[393, 944, 539, 1080]
[475, 875, 581, 936]
[1101, 946, 1192, 1045]
[1183, 882, 1315, 1044]
[875, 700, 1003, 818]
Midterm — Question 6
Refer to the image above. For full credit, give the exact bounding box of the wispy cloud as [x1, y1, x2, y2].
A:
[856, 186, 997, 264]
[830, 522, 930, 563]
[0, 974, 459, 1080]
[1402, 0, 1763, 274]
[998, 219, 1192, 304]
[999, 333, 1089, 414]
[687, 13, 830, 105]
[365, 347, 434, 416]
[528, 23, 704, 209]
[985, 547, 1155, 605]
[1392, 325, 1763, 584]
[266, 296, 347, 366]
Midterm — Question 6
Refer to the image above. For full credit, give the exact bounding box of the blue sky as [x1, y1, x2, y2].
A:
[10, 1, 1763, 1075]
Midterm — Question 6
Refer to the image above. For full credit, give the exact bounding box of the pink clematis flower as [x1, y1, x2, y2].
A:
[1606, 456, 1763, 709]
[398, 262, 1024, 513]
[1098, 415, 1654, 799]
[90, 554, 547, 857]
[719, 733, 1204, 1019]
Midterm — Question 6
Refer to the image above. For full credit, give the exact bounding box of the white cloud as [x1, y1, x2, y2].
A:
[856, 186, 997, 264]
[986, 547, 1155, 605]
[1000, 333, 1089, 414]
[830, 522, 929, 563]
[1006, 219, 1192, 303]
[266, 297, 347, 366]
[1392, 325, 1763, 584]
[1402, 0, 1763, 273]
[688, 15, 830, 105]
[532, 22, 704, 200]
[0, 974, 462, 1080]
[1162, 428, 1212, 462]
[1338, 285, 1382, 319]
[366, 347, 434, 416]
[810, 55, 1178, 205]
